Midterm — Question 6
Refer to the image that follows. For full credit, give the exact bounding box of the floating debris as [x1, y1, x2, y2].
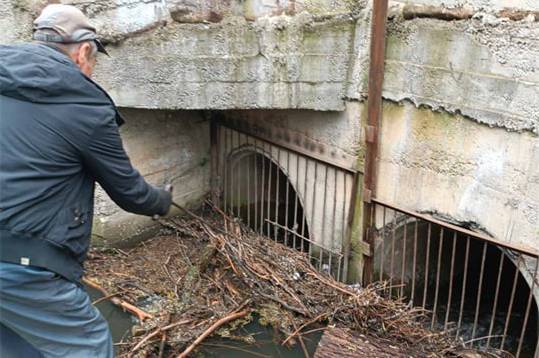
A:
[85, 205, 499, 357]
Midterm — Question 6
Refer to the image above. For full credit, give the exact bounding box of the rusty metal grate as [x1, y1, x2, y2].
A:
[367, 199, 539, 357]
[213, 122, 355, 282]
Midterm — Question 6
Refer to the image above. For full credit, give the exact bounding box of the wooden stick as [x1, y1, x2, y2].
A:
[91, 290, 127, 305]
[281, 312, 328, 346]
[287, 312, 310, 358]
[129, 319, 193, 355]
[82, 277, 153, 321]
[177, 309, 250, 358]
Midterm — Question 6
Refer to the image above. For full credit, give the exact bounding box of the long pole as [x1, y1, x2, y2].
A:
[362, 0, 389, 284]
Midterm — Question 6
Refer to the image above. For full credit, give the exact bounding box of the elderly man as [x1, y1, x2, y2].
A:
[0, 4, 172, 357]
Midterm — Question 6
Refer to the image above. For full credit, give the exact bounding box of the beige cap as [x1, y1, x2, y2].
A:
[33, 4, 108, 55]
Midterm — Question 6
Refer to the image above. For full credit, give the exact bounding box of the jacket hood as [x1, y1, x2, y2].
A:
[0, 43, 124, 125]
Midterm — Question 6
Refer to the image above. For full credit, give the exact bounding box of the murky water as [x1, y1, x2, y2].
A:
[87, 287, 322, 357]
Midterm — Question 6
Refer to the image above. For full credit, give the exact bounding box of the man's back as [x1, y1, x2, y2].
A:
[1, 6, 172, 357]
[0, 43, 170, 282]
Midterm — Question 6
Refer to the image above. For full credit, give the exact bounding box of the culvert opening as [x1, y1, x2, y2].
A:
[372, 204, 539, 357]
[224, 150, 311, 253]
[217, 124, 354, 281]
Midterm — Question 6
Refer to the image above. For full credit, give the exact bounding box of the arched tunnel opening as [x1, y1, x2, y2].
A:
[218, 125, 352, 281]
[374, 219, 538, 356]
[224, 150, 311, 253]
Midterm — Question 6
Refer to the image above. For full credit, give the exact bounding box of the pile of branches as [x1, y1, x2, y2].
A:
[85, 206, 470, 357]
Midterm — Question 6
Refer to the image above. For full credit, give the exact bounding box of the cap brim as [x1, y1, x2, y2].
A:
[94, 39, 109, 56]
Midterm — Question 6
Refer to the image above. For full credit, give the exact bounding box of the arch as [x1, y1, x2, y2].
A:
[225, 145, 312, 252]
[373, 218, 538, 355]
[217, 125, 355, 281]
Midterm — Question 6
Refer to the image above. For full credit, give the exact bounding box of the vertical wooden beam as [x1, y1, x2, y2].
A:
[362, 0, 389, 285]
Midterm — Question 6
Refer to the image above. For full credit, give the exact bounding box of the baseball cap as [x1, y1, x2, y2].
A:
[32, 4, 108, 56]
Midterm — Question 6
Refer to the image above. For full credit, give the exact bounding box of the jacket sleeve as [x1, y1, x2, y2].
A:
[81, 115, 171, 216]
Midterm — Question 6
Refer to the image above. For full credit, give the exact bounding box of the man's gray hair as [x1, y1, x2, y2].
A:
[55, 41, 98, 58]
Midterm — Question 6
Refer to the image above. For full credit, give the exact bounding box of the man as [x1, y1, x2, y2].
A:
[0, 4, 172, 357]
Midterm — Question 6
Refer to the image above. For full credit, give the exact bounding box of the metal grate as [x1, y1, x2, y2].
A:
[367, 199, 539, 357]
[214, 123, 355, 282]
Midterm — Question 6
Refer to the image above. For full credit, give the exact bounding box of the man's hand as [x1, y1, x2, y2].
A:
[152, 184, 173, 220]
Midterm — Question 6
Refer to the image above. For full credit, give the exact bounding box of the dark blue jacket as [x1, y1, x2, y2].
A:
[0, 44, 171, 282]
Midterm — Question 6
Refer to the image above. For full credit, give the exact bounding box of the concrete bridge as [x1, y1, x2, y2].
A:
[2, 0, 538, 353]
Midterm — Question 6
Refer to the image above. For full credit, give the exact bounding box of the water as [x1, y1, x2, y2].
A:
[88, 287, 322, 357]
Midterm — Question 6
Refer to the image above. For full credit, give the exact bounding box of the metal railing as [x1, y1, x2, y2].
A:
[367, 198, 539, 357]
[215, 123, 355, 282]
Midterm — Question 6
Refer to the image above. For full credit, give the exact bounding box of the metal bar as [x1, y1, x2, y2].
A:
[274, 147, 281, 242]
[431, 228, 444, 329]
[301, 156, 308, 240]
[471, 241, 488, 344]
[328, 249, 333, 277]
[292, 153, 299, 250]
[236, 131, 241, 218]
[216, 120, 358, 174]
[400, 217, 407, 298]
[246, 136, 251, 228]
[411, 220, 418, 304]
[266, 145, 273, 237]
[310, 162, 319, 259]
[337, 255, 342, 282]
[516, 258, 538, 357]
[486, 250, 504, 349]
[380, 207, 386, 281]
[444, 231, 457, 330]
[265, 219, 343, 256]
[284, 150, 290, 246]
[340, 171, 347, 282]
[500, 255, 521, 350]
[372, 198, 539, 258]
[223, 126, 228, 214]
[344, 172, 358, 283]
[320, 165, 329, 269]
[456, 236, 470, 337]
[259, 140, 266, 234]
[253, 137, 258, 231]
[422, 223, 432, 309]
[361, 0, 389, 289]
[390, 210, 396, 297]
[330, 167, 338, 277]
[210, 120, 220, 207]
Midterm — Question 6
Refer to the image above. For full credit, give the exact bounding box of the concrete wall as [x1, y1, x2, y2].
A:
[377, 7, 539, 254]
[92, 109, 210, 246]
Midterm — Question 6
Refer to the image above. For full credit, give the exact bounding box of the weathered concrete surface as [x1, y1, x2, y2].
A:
[93, 14, 358, 111]
[383, 16, 539, 134]
[92, 109, 210, 246]
[390, 0, 539, 13]
[376, 101, 539, 250]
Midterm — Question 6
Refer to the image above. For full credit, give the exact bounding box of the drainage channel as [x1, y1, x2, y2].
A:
[369, 199, 539, 357]
[214, 121, 539, 357]
[88, 288, 323, 357]
[215, 122, 355, 282]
